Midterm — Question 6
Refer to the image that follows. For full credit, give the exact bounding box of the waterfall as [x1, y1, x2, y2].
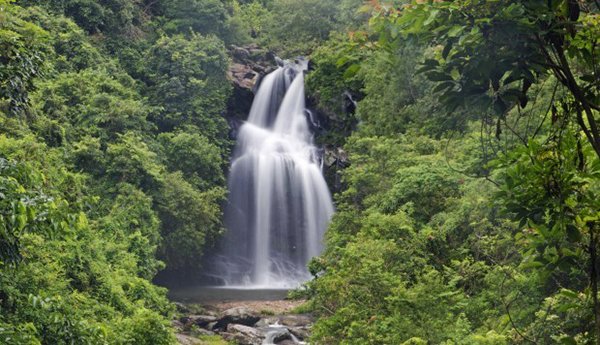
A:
[211, 59, 334, 288]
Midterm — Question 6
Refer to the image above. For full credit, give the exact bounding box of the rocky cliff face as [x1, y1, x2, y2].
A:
[225, 44, 277, 139]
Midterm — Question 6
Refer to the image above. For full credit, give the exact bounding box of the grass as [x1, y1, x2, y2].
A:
[259, 309, 275, 316]
[289, 300, 314, 314]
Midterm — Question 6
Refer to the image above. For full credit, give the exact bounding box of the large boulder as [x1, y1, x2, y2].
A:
[214, 307, 261, 330]
[225, 324, 263, 345]
[228, 63, 260, 91]
[254, 317, 279, 328]
[263, 328, 295, 344]
[288, 326, 310, 341]
[187, 315, 218, 328]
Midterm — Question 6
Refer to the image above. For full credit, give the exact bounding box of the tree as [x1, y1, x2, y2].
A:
[158, 129, 226, 191]
[143, 33, 231, 145]
[265, 0, 340, 54]
[18, 0, 148, 37]
[391, 0, 599, 158]
[158, 0, 229, 36]
[32, 69, 151, 145]
[156, 172, 226, 271]
[382, 0, 600, 341]
[0, 1, 48, 114]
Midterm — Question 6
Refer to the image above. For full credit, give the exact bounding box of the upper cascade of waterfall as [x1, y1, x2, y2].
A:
[247, 60, 309, 134]
[206, 57, 333, 288]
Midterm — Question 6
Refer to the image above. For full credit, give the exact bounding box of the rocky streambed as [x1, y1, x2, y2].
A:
[174, 300, 313, 345]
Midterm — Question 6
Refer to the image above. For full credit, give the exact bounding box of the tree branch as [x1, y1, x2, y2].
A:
[546, 36, 600, 158]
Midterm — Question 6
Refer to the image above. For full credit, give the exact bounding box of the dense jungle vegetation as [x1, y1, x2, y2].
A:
[1, 0, 599, 344]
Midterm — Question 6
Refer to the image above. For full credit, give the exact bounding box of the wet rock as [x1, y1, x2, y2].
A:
[214, 307, 261, 330]
[267, 328, 294, 343]
[288, 327, 310, 341]
[189, 315, 218, 328]
[324, 148, 349, 168]
[171, 320, 185, 332]
[323, 147, 350, 193]
[226, 44, 276, 93]
[275, 56, 285, 67]
[254, 317, 279, 328]
[226, 324, 263, 345]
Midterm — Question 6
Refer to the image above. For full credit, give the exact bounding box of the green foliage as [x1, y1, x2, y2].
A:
[306, 32, 365, 145]
[32, 69, 151, 145]
[6, 0, 599, 343]
[159, 129, 226, 190]
[0, 154, 175, 344]
[1, 0, 244, 342]
[307, 1, 600, 344]
[491, 122, 599, 343]
[18, 6, 104, 73]
[237, 1, 273, 40]
[157, 172, 226, 270]
[267, 0, 339, 54]
[18, 0, 149, 37]
[308, 124, 517, 343]
[0, 157, 47, 265]
[144, 33, 232, 143]
[106, 132, 163, 190]
[0, 2, 48, 114]
[159, 0, 230, 36]
[99, 183, 164, 279]
[386, 0, 600, 157]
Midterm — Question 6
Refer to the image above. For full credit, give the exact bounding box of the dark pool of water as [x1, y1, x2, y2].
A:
[168, 286, 291, 303]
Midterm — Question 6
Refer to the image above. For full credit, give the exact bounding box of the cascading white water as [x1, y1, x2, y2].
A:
[212, 59, 334, 288]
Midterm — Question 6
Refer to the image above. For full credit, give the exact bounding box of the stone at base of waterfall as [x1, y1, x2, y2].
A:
[266, 328, 295, 344]
[254, 317, 279, 328]
[172, 319, 185, 333]
[214, 307, 261, 330]
[288, 326, 310, 341]
[207, 321, 218, 330]
[225, 324, 263, 345]
[182, 314, 218, 329]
